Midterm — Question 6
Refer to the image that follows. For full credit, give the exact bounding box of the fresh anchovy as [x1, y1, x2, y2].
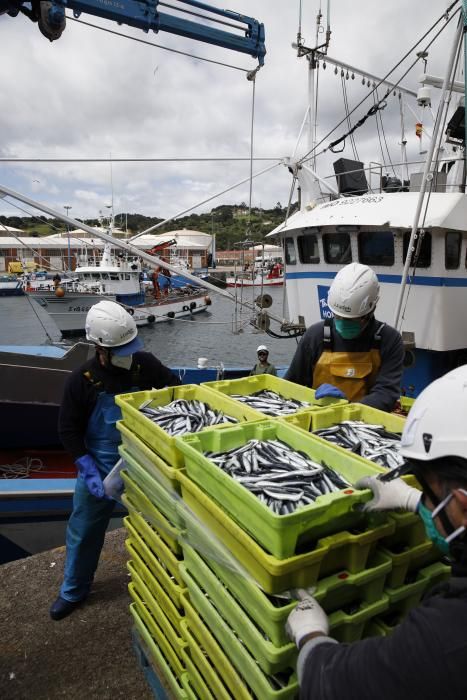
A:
[230, 390, 310, 416]
[139, 398, 237, 436]
[204, 438, 350, 515]
[314, 420, 404, 470]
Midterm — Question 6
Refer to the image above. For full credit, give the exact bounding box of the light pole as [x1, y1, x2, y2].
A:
[64, 205, 72, 271]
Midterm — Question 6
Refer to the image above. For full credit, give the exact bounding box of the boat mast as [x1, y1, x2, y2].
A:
[392, 19, 464, 330]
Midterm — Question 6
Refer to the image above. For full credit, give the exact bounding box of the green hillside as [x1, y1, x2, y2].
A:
[0, 202, 296, 250]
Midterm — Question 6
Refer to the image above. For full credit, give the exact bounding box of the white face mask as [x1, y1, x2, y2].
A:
[111, 353, 133, 370]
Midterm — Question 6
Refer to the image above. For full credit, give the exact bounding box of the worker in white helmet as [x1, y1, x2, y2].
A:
[250, 344, 277, 376]
[285, 262, 404, 411]
[286, 365, 467, 699]
[50, 300, 180, 621]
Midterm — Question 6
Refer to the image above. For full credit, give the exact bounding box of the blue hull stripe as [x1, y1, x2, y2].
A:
[285, 271, 467, 287]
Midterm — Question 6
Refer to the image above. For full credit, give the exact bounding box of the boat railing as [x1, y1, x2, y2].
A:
[319, 155, 464, 194]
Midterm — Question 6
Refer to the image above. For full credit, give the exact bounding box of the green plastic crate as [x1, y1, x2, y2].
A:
[180, 621, 234, 700]
[182, 595, 253, 700]
[129, 585, 186, 680]
[382, 511, 427, 548]
[399, 396, 415, 414]
[374, 561, 451, 634]
[176, 420, 379, 558]
[379, 538, 439, 589]
[326, 594, 389, 643]
[127, 558, 185, 634]
[180, 569, 299, 700]
[182, 544, 297, 675]
[120, 449, 182, 527]
[122, 475, 182, 554]
[116, 385, 262, 468]
[285, 402, 406, 476]
[178, 471, 328, 594]
[118, 420, 181, 493]
[130, 605, 187, 698]
[313, 550, 392, 613]
[125, 533, 186, 610]
[203, 374, 347, 419]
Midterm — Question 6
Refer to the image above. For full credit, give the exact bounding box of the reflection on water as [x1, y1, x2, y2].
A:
[0, 288, 300, 368]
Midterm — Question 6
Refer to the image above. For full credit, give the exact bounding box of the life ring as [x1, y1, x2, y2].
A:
[127, 307, 134, 316]
[182, 305, 189, 312]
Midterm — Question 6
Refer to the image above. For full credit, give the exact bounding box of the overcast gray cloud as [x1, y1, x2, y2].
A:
[0, 0, 455, 221]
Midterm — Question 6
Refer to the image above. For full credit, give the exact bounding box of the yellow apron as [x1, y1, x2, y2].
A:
[312, 321, 383, 402]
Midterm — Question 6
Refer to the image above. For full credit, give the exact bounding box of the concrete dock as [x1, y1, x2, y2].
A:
[0, 529, 154, 700]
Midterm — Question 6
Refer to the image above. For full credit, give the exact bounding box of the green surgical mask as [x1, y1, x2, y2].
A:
[418, 501, 450, 555]
[334, 318, 362, 340]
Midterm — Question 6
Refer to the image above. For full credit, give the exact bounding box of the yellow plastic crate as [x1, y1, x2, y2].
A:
[129, 587, 186, 680]
[129, 579, 184, 660]
[127, 556, 185, 633]
[120, 449, 181, 526]
[130, 605, 187, 698]
[122, 475, 182, 554]
[181, 595, 252, 700]
[125, 532, 186, 610]
[116, 385, 263, 468]
[124, 514, 185, 588]
[180, 620, 236, 700]
[203, 374, 347, 419]
[180, 647, 217, 700]
[118, 420, 181, 493]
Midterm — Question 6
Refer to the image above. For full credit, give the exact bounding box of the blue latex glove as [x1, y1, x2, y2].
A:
[315, 383, 347, 400]
[75, 454, 105, 499]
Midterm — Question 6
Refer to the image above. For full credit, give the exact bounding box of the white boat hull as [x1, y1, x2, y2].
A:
[28, 291, 210, 334]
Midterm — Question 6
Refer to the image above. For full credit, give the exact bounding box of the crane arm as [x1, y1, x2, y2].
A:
[147, 238, 177, 254]
[0, 0, 265, 65]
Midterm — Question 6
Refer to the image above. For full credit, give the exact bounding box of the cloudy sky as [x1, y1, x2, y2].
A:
[0, 0, 457, 224]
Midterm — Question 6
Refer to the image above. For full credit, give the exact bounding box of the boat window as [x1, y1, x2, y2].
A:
[297, 234, 320, 264]
[110, 273, 119, 280]
[124, 273, 131, 280]
[323, 233, 352, 264]
[358, 231, 394, 266]
[402, 231, 432, 268]
[82, 273, 91, 280]
[445, 231, 461, 269]
[284, 238, 297, 265]
[92, 273, 101, 280]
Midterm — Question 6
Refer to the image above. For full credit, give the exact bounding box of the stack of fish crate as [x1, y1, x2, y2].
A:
[115, 384, 264, 699]
[116, 378, 449, 699]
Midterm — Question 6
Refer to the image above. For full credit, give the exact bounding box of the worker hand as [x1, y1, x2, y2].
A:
[75, 454, 105, 499]
[356, 475, 421, 512]
[286, 595, 329, 648]
[315, 383, 347, 400]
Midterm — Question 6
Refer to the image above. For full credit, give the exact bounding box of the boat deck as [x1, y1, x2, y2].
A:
[0, 528, 157, 699]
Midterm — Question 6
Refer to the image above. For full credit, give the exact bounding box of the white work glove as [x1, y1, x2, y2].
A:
[286, 596, 329, 648]
[356, 475, 421, 512]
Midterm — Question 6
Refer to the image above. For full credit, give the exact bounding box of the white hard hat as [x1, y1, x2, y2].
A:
[257, 345, 269, 353]
[327, 263, 380, 318]
[85, 300, 143, 356]
[400, 365, 467, 464]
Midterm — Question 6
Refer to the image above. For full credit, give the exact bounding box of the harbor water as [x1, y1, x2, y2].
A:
[0, 287, 299, 369]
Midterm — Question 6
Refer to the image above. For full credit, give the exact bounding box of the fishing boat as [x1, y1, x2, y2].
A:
[27, 242, 211, 335]
[225, 262, 284, 287]
[262, 5, 467, 398]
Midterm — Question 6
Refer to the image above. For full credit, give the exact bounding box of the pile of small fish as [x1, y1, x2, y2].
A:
[230, 390, 310, 416]
[313, 420, 404, 470]
[139, 398, 238, 436]
[205, 438, 350, 515]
